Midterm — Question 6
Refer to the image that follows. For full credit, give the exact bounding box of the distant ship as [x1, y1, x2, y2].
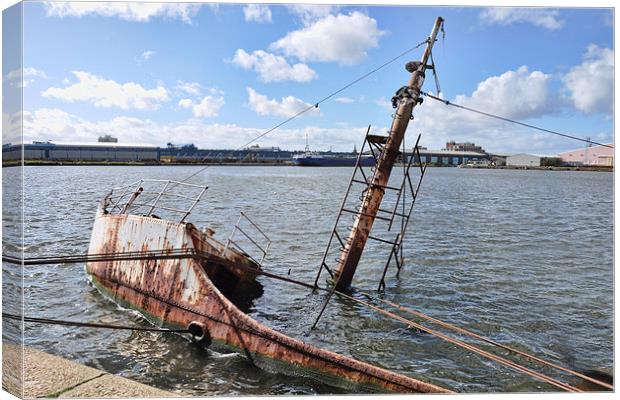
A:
[292, 134, 375, 167]
[293, 152, 375, 167]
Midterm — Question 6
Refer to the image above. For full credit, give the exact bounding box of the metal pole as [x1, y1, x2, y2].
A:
[181, 186, 208, 223]
[147, 180, 170, 217]
[332, 16, 444, 290]
[121, 180, 144, 214]
[400, 133, 405, 269]
[226, 214, 242, 247]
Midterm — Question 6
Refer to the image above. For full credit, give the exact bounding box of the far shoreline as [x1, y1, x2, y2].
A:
[2, 160, 613, 172]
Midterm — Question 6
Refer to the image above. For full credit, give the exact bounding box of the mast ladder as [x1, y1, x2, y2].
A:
[313, 129, 427, 291]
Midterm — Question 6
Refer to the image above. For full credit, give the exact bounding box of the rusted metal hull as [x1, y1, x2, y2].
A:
[86, 210, 449, 393]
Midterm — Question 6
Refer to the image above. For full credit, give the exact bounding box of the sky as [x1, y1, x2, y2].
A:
[2, 2, 615, 154]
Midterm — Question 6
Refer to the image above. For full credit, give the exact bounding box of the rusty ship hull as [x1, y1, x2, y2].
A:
[86, 207, 449, 394]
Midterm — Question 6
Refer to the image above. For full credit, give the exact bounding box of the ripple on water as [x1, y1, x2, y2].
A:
[5, 166, 613, 394]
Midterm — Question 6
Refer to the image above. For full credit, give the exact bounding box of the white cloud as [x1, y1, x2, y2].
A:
[270, 12, 384, 65]
[176, 81, 203, 96]
[232, 49, 317, 83]
[192, 96, 225, 118]
[42, 71, 169, 110]
[480, 8, 564, 30]
[7, 67, 47, 80]
[562, 45, 613, 115]
[208, 87, 225, 95]
[140, 50, 155, 61]
[412, 66, 559, 153]
[2, 111, 23, 144]
[178, 95, 225, 118]
[19, 107, 370, 151]
[178, 98, 193, 108]
[5, 67, 47, 88]
[26, 108, 77, 138]
[175, 81, 223, 97]
[375, 97, 392, 112]
[246, 87, 320, 118]
[21, 108, 155, 144]
[286, 4, 340, 25]
[334, 97, 355, 104]
[44, 2, 201, 23]
[243, 4, 272, 23]
[455, 65, 554, 120]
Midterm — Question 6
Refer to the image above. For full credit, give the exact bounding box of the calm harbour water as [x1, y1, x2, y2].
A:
[2, 165, 613, 394]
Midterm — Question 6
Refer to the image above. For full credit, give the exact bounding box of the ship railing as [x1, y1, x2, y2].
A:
[224, 212, 271, 267]
[104, 179, 208, 223]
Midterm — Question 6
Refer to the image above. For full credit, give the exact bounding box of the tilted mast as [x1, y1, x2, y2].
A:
[332, 16, 444, 290]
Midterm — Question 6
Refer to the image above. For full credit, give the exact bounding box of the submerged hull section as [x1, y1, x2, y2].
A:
[86, 212, 449, 394]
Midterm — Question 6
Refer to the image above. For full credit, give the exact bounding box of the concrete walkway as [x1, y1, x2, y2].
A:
[3, 342, 176, 398]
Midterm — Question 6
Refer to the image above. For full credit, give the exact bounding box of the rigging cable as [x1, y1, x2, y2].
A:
[330, 290, 581, 392]
[179, 38, 431, 183]
[2, 312, 189, 333]
[358, 292, 613, 390]
[429, 51, 441, 95]
[420, 91, 613, 149]
[4, 251, 607, 391]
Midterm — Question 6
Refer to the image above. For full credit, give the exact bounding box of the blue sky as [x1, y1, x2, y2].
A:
[2, 2, 614, 154]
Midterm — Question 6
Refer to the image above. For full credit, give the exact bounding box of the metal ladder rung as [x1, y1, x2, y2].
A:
[315, 127, 428, 296]
[368, 235, 398, 246]
[377, 208, 410, 219]
[341, 208, 392, 222]
[367, 134, 389, 144]
[352, 178, 371, 186]
[374, 182, 402, 192]
[363, 181, 402, 192]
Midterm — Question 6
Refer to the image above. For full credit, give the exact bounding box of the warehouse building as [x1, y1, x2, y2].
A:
[406, 148, 490, 166]
[404, 141, 490, 166]
[557, 143, 614, 166]
[3, 138, 506, 167]
[3, 141, 160, 162]
[506, 153, 541, 167]
[159, 143, 293, 163]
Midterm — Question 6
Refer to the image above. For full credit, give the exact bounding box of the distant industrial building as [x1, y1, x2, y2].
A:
[406, 141, 489, 166]
[10, 138, 576, 170]
[506, 154, 541, 167]
[414, 149, 490, 166]
[489, 154, 509, 166]
[159, 143, 294, 163]
[98, 135, 118, 143]
[557, 143, 614, 166]
[444, 141, 485, 153]
[160, 142, 490, 166]
[2, 141, 159, 162]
